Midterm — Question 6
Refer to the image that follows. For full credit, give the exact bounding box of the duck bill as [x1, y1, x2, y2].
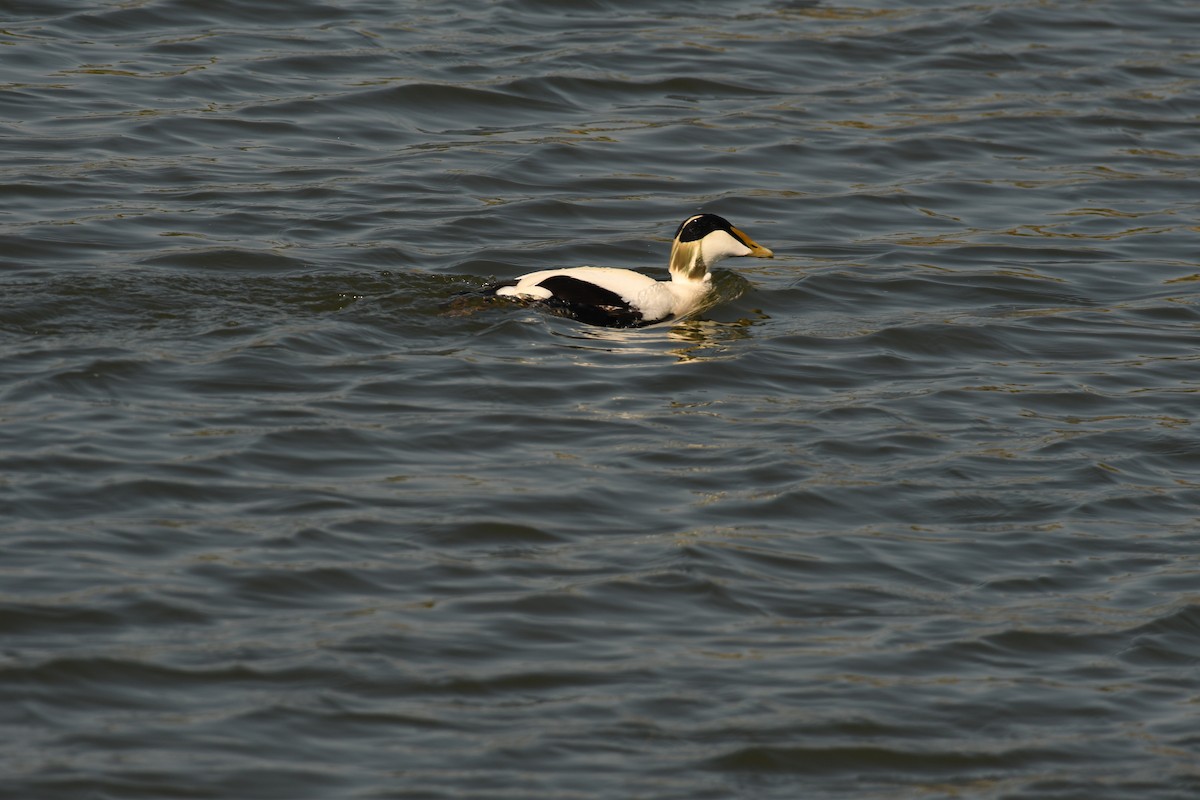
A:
[732, 226, 774, 258]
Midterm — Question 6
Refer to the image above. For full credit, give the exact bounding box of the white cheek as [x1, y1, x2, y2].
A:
[703, 230, 751, 261]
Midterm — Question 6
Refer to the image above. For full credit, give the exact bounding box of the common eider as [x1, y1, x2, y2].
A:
[489, 213, 774, 327]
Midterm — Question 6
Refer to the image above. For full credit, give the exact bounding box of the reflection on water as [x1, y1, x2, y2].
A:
[548, 313, 767, 364]
[666, 316, 765, 362]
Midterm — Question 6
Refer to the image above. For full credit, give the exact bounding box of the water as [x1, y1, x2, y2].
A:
[3, 1, 1200, 797]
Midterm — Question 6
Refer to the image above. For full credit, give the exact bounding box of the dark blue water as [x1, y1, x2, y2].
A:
[3, 1, 1200, 797]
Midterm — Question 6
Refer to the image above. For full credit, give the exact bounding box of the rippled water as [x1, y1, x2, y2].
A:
[3, 1, 1200, 797]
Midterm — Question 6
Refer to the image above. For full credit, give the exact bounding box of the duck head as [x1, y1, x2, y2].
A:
[668, 213, 774, 282]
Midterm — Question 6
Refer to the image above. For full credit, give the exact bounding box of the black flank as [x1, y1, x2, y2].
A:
[537, 275, 629, 307]
[536, 275, 647, 328]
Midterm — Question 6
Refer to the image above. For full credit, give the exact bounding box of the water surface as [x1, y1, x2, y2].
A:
[2, 1, 1200, 798]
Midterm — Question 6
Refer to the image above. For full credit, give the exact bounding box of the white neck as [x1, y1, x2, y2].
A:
[665, 273, 712, 318]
